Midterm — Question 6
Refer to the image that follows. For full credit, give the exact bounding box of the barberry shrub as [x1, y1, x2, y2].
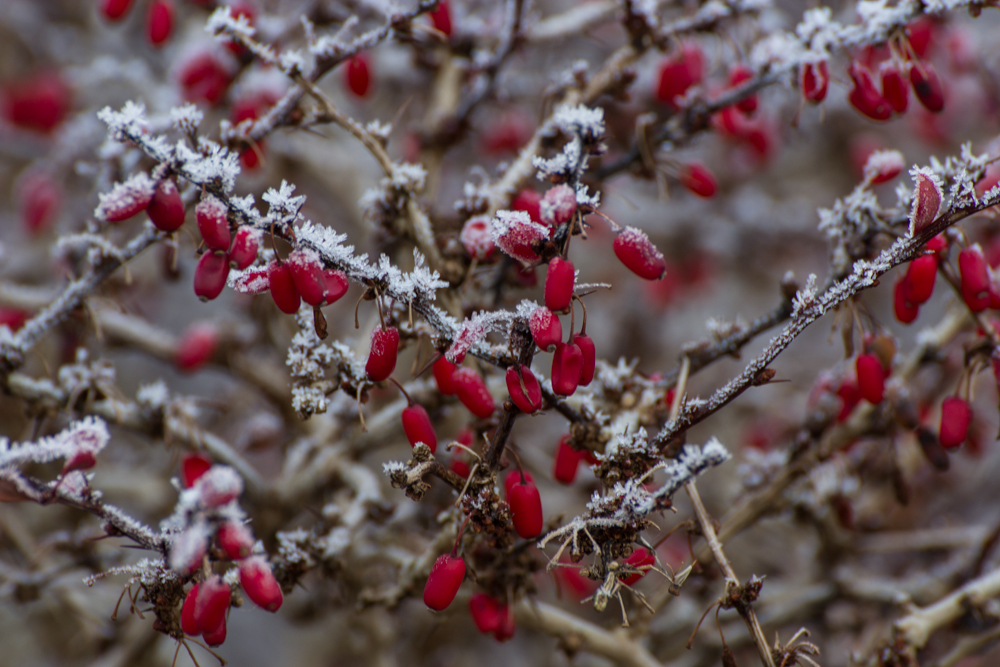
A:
[3, 2, 1000, 667]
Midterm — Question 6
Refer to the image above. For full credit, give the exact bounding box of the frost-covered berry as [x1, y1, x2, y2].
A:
[910, 62, 945, 113]
[904, 255, 937, 304]
[507, 477, 543, 539]
[656, 42, 703, 107]
[175, 323, 217, 372]
[613, 226, 666, 281]
[679, 163, 717, 198]
[194, 576, 231, 638]
[146, 0, 174, 47]
[506, 365, 542, 414]
[551, 341, 583, 397]
[863, 149, 904, 185]
[800, 61, 829, 103]
[287, 250, 328, 307]
[197, 465, 243, 507]
[366, 326, 399, 382]
[423, 554, 465, 611]
[492, 210, 549, 264]
[855, 353, 885, 404]
[539, 184, 577, 227]
[240, 556, 283, 612]
[939, 396, 972, 449]
[217, 521, 254, 560]
[101, 0, 134, 21]
[196, 194, 231, 252]
[529, 307, 562, 352]
[402, 403, 438, 453]
[460, 216, 495, 261]
[181, 453, 212, 488]
[572, 333, 596, 386]
[433, 356, 458, 395]
[193, 252, 230, 302]
[879, 62, 909, 114]
[147, 178, 185, 232]
[96, 173, 154, 223]
[323, 269, 349, 305]
[552, 435, 582, 485]
[228, 228, 259, 270]
[452, 367, 495, 419]
[619, 548, 655, 586]
[544, 258, 574, 313]
[429, 0, 453, 36]
[469, 593, 501, 634]
[894, 276, 919, 324]
[268, 263, 301, 314]
[847, 62, 892, 121]
[345, 54, 371, 98]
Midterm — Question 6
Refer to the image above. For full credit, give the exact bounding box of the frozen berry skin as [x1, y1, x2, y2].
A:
[365, 327, 399, 382]
[193, 251, 230, 302]
[544, 258, 574, 313]
[613, 227, 667, 281]
[240, 556, 283, 612]
[147, 178, 186, 232]
[423, 554, 465, 611]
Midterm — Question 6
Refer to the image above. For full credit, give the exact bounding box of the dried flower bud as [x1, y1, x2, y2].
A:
[613, 227, 667, 281]
[423, 554, 465, 610]
[240, 556, 283, 612]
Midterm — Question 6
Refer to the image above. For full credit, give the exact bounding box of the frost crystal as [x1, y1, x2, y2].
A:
[0, 417, 110, 469]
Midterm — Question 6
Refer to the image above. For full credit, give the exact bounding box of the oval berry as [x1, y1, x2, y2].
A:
[619, 548, 656, 586]
[508, 479, 543, 539]
[433, 356, 458, 395]
[904, 255, 937, 304]
[551, 342, 584, 397]
[939, 396, 972, 449]
[511, 189, 542, 224]
[239, 556, 283, 612]
[101, 0, 134, 21]
[880, 62, 909, 114]
[423, 554, 465, 611]
[801, 61, 829, 103]
[572, 333, 595, 386]
[146, 0, 174, 47]
[959, 245, 990, 312]
[544, 258, 574, 313]
[453, 367, 495, 419]
[506, 365, 542, 414]
[855, 353, 885, 404]
[345, 54, 371, 98]
[402, 403, 437, 453]
[365, 327, 399, 382]
[847, 62, 892, 121]
[181, 453, 212, 488]
[461, 216, 495, 261]
[728, 65, 757, 114]
[148, 178, 186, 232]
[504, 470, 534, 497]
[529, 307, 562, 352]
[680, 163, 717, 198]
[228, 228, 259, 270]
[656, 42, 703, 107]
[217, 521, 254, 560]
[193, 577, 231, 638]
[18, 173, 61, 235]
[552, 435, 582, 485]
[175, 323, 217, 372]
[202, 616, 227, 647]
[268, 263, 301, 314]
[287, 250, 327, 307]
[429, 0, 453, 36]
[193, 251, 230, 302]
[323, 269, 349, 305]
[469, 593, 501, 634]
[181, 583, 202, 636]
[910, 62, 944, 113]
[613, 227, 667, 281]
[893, 276, 919, 324]
[539, 184, 577, 227]
[196, 195, 231, 252]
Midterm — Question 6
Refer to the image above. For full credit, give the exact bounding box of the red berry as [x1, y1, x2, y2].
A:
[239, 556, 283, 612]
[880, 62, 909, 114]
[939, 396, 972, 449]
[551, 342, 584, 397]
[656, 43, 703, 107]
[800, 61, 829, 103]
[506, 365, 542, 414]
[181, 453, 212, 488]
[202, 616, 227, 647]
[432, 357, 458, 395]
[493, 210, 549, 264]
[504, 470, 534, 497]
[959, 245, 990, 312]
[847, 62, 892, 121]
[836, 377, 861, 422]
[96, 174, 154, 223]
[193, 251, 230, 302]
[508, 479, 543, 539]
[539, 184, 577, 227]
[493, 605, 515, 642]
[148, 178, 186, 233]
[679, 162, 717, 198]
[268, 262, 301, 314]
[460, 216, 495, 260]
[101, 0, 134, 21]
[452, 367, 495, 419]
[178, 51, 233, 107]
[429, 0, 453, 36]
[619, 548, 655, 586]
[146, 0, 174, 47]
[366, 327, 399, 382]
[1, 71, 71, 134]
[529, 307, 562, 352]
[402, 404, 438, 453]
[855, 353, 886, 404]
[863, 149, 905, 185]
[893, 276, 919, 324]
[194, 577, 231, 638]
[175, 323, 217, 372]
[196, 195, 231, 252]
[904, 255, 937, 304]
[469, 593, 501, 634]
[197, 466, 243, 507]
[907, 17, 936, 59]
[481, 113, 532, 156]
[544, 258, 574, 313]
[613, 226, 667, 281]
[572, 333, 595, 386]
[181, 585, 201, 636]
[423, 554, 465, 610]
[909, 62, 945, 113]
[18, 172, 61, 235]
[728, 65, 757, 114]
[228, 228, 259, 270]
[323, 269, 349, 305]
[552, 435, 582, 485]
[511, 189, 542, 224]
[287, 250, 327, 307]
[217, 521, 254, 560]
[926, 234, 949, 256]
[345, 54, 372, 98]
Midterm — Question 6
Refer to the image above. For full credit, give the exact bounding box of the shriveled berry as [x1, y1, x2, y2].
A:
[217, 521, 254, 560]
[345, 54, 371, 98]
[880, 62, 909, 114]
[423, 554, 465, 611]
[433, 356, 458, 395]
[460, 216, 494, 260]
[619, 548, 655, 586]
[800, 61, 829, 103]
[539, 184, 577, 227]
[228, 228, 259, 270]
[544, 258, 574, 313]
[453, 367, 495, 419]
[101, 0, 134, 21]
[196, 195, 231, 252]
[506, 365, 542, 414]
[194, 577, 231, 638]
[939, 396, 972, 449]
[553, 435, 582, 485]
[147, 178, 185, 232]
[847, 62, 892, 121]
[959, 245, 991, 312]
[402, 403, 438, 453]
[904, 255, 937, 304]
[240, 556, 283, 612]
[366, 327, 399, 382]
[287, 250, 327, 307]
[323, 269, 349, 305]
[613, 227, 667, 281]
[175, 323, 217, 372]
[894, 276, 919, 324]
[529, 307, 562, 352]
[193, 251, 230, 302]
[146, 0, 174, 47]
[181, 584, 202, 636]
[572, 333, 595, 386]
[855, 353, 886, 404]
[910, 63, 945, 113]
[181, 453, 212, 488]
[469, 593, 501, 634]
[551, 342, 584, 397]
[508, 479, 543, 539]
[679, 162, 717, 198]
[268, 263, 301, 314]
